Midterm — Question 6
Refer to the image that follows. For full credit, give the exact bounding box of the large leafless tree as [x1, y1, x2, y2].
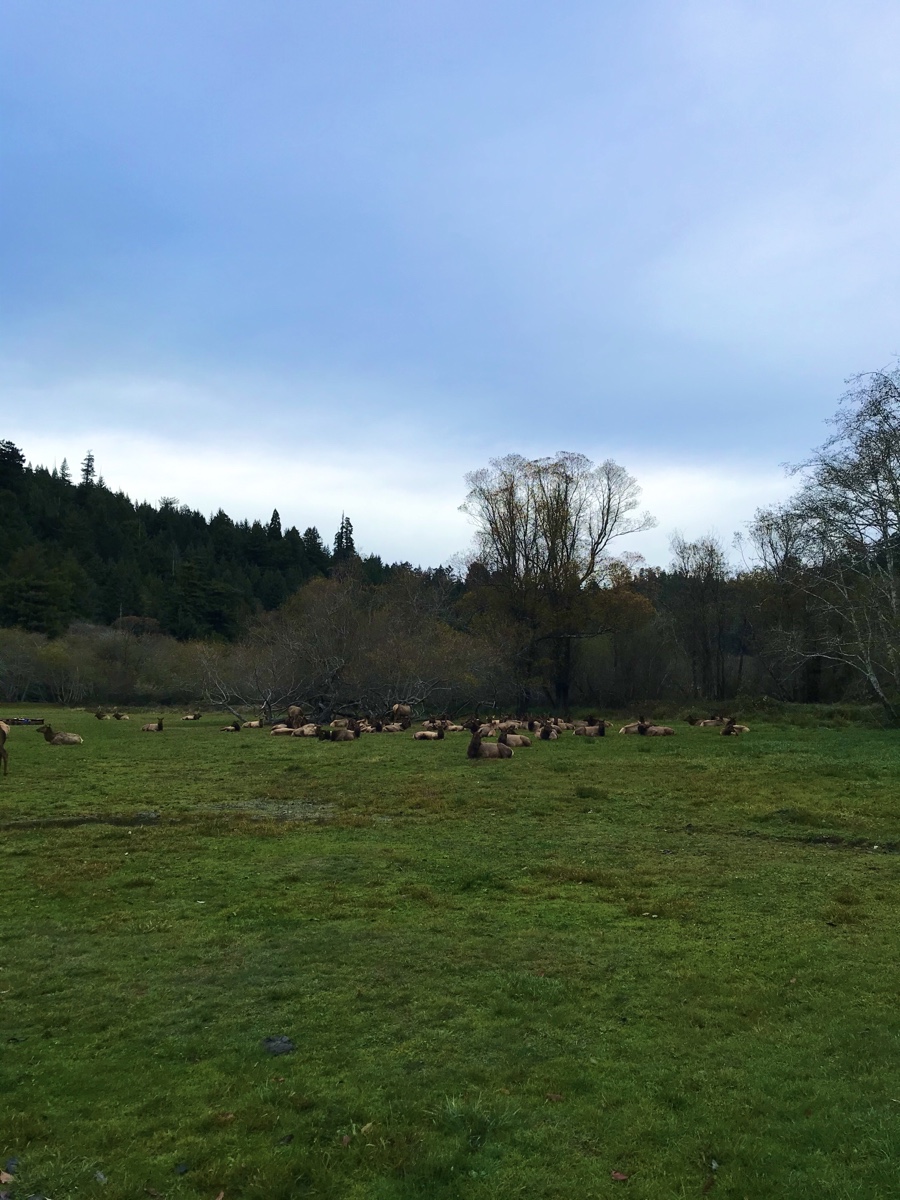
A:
[750, 369, 900, 717]
[461, 451, 655, 710]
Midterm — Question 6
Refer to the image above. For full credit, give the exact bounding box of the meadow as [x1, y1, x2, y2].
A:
[1, 707, 899, 1200]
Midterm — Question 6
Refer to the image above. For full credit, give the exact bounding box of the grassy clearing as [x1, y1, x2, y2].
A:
[2, 708, 899, 1199]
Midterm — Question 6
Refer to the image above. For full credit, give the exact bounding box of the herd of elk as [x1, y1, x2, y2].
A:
[1, 699, 753, 782]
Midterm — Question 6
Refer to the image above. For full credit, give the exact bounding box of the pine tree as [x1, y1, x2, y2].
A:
[267, 509, 283, 538]
[333, 514, 356, 562]
[0, 440, 26, 489]
[80, 451, 96, 486]
[60, 458, 71, 483]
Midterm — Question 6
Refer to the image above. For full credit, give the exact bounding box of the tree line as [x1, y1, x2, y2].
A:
[2, 366, 899, 718]
[0, 443, 383, 638]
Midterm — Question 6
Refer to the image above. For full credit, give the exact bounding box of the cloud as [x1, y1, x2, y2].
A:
[614, 458, 796, 565]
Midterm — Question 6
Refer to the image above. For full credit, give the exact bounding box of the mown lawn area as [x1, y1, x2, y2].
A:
[2, 709, 899, 1199]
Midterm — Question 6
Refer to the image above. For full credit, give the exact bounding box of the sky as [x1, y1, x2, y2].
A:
[3, 0, 899, 567]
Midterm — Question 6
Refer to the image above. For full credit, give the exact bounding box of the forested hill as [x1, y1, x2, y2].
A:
[0, 440, 383, 638]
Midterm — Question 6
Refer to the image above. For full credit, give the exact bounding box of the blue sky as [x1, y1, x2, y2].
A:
[3, 0, 899, 565]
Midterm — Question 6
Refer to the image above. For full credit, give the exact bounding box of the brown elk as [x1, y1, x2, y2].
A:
[141, 719, 164, 733]
[619, 716, 647, 734]
[467, 729, 513, 760]
[38, 724, 84, 746]
[413, 726, 445, 740]
[637, 721, 675, 737]
[330, 726, 359, 742]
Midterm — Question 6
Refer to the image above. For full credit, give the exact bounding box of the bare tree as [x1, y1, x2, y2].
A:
[750, 369, 900, 717]
[460, 452, 655, 710]
[663, 534, 731, 700]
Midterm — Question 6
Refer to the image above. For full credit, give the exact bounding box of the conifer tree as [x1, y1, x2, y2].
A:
[80, 451, 96, 486]
[333, 514, 356, 562]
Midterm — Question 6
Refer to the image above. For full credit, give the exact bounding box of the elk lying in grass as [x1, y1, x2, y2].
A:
[539, 723, 559, 740]
[575, 721, 607, 737]
[414, 726, 445, 740]
[330, 726, 360, 742]
[467, 728, 513, 759]
[141, 719, 164, 733]
[721, 718, 750, 735]
[113, 711, 129, 720]
[38, 724, 84, 746]
[0, 721, 8, 776]
[242, 719, 263, 729]
[270, 724, 294, 736]
[291, 723, 320, 737]
[637, 721, 675, 736]
[220, 718, 242, 732]
[500, 730, 531, 748]
[619, 717, 647, 734]
[95, 709, 111, 720]
[182, 711, 202, 721]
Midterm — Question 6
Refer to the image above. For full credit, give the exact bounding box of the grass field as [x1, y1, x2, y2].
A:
[2, 707, 899, 1199]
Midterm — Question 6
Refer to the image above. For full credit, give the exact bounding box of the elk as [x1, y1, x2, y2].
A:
[330, 726, 359, 742]
[413, 726, 445, 740]
[38, 724, 84, 746]
[575, 722, 606, 737]
[391, 703, 412, 721]
[539, 723, 559, 740]
[220, 718, 242, 732]
[141, 719, 164, 733]
[619, 717, 647, 734]
[0, 721, 8, 776]
[467, 729, 513, 759]
[637, 721, 675, 737]
[287, 705, 305, 729]
[721, 718, 750, 735]
[113, 711, 129, 720]
[500, 730, 531, 748]
[181, 711, 202, 721]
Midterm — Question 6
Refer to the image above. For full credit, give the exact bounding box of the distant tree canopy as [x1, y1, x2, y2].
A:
[0, 445, 360, 639]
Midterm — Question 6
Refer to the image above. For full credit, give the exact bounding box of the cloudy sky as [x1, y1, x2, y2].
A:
[3, 0, 898, 566]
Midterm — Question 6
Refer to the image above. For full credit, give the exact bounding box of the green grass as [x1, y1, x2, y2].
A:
[2, 707, 899, 1198]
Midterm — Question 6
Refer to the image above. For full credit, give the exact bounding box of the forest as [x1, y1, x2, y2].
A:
[2, 367, 900, 718]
